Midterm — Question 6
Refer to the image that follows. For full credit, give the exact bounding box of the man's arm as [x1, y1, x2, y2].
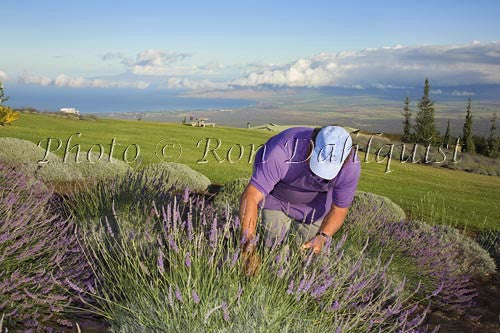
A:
[318, 204, 349, 236]
[239, 183, 265, 276]
[302, 204, 349, 254]
[239, 183, 264, 245]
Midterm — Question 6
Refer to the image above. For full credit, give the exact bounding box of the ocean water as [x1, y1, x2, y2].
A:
[6, 85, 255, 114]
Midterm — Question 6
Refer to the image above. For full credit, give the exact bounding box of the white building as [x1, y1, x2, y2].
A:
[60, 107, 80, 115]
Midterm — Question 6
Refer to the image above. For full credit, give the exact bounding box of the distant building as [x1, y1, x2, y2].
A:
[60, 107, 80, 115]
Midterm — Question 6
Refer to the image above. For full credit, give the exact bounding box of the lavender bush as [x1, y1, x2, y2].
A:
[345, 193, 495, 314]
[0, 163, 93, 330]
[433, 224, 495, 278]
[0, 137, 131, 184]
[139, 162, 211, 192]
[63, 168, 188, 225]
[80, 190, 438, 332]
[349, 191, 406, 222]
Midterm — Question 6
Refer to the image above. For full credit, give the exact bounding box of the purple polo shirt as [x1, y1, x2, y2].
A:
[249, 127, 361, 224]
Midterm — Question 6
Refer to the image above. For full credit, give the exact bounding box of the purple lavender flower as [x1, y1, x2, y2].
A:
[104, 216, 114, 237]
[157, 249, 165, 274]
[230, 248, 240, 267]
[168, 235, 179, 253]
[330, 300, 340, 311]
[277, 266, 285, 278]
[191, 289, 200, 304]
[209, 216, 218, 248]
[185, 252, 192, 268]
[287, 279, 295, 294]
[182, 187, 190, 202]
[168, 286, 174, 307]
[236, 285, 243, 301]
[221, 301, 230, 322]
[187, 214, 193, 241]
[175, 285, 183, 302]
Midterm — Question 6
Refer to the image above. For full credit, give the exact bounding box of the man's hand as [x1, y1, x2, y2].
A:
[302, 205, 349, 254]
[241, 242, 261, 277]
[301, 234, 328, 254]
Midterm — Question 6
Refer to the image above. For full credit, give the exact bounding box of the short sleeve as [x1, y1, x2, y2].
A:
[331, 156, 361, 208]
[249, 142, 289, 197]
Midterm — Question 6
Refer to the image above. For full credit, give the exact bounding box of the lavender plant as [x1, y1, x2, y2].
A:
[139, 162, 211, 192]
[80, 190, 438, 332]
[0, 163, 94, 330]
[62, 168, 189, 225]
[0, 137, 131, 184]
[345, 193, 493, 314]
[349, 191, 406, 222]
[433, 224, 495, 278]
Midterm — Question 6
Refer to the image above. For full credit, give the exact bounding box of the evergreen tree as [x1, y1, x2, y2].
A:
[401, 96, 412, 142]
[0, 81, 8, 104]
[486, 113, 499, 158]
[443, 120, 452, 148]
[413, 78, 438, 144]
[462, 98, 475, 153]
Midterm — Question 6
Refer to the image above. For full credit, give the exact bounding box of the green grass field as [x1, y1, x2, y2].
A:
[3, 113, 500, 230]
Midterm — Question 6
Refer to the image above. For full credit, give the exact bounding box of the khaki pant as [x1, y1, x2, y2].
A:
[261, 209, 323, 247]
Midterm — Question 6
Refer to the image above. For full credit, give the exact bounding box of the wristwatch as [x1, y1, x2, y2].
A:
[316, 231, 331, 240]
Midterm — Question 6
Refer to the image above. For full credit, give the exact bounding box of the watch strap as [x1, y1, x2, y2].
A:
[316, 231, 331, 239]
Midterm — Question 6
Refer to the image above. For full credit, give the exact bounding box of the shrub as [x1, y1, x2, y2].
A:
[349, 191, 406, 222]
[433, 224, 495, 278]
[62, 151, 132, 181]
[140, 162, 211, 192]
[345, 192, 495, 314]
[0, 137, 131, 183]
[0, 106, 19, 126]
[79, 190, 437, 332]
[0, 137, 60, 174]
[0, 164, 93, 330]
[62, 168, 193, 225]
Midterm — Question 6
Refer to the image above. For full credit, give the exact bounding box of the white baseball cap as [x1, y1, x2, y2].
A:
[309, 126, 353, 180]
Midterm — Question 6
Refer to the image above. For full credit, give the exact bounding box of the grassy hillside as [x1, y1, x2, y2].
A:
[2, 113, 500, 230]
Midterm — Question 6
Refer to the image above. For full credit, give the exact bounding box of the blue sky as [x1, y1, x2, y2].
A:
[1, 0, 500, 92]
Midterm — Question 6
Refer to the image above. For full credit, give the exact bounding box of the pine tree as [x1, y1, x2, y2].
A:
[413, 78, 438, 144]
[0, 81, 9, 104]
[486, 113, 499, 158]
[401, 96, 412, 142]
[443, 120, 452, 148]
[462, 98, 475, 153]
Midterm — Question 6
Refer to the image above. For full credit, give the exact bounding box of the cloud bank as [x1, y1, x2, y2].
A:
[103, 49, 195, 76]
[164, 77, 228, 90]
[18, 73, 150, 89]
[13, 42, 500, 92]
[230, 41, 500, 88]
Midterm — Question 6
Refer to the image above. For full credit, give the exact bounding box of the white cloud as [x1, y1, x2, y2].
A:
[451, 90, 475, 96]
[18, 72, 150, 89]
[103, 49, 192, 76]
[164, 77, 228, 90]
[0, 70, 8, 81]
[431, 89, 442, 94]
[103, 50, 238, 77]
[230, 41, 500, 88]
[18, 73, 53, 86]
